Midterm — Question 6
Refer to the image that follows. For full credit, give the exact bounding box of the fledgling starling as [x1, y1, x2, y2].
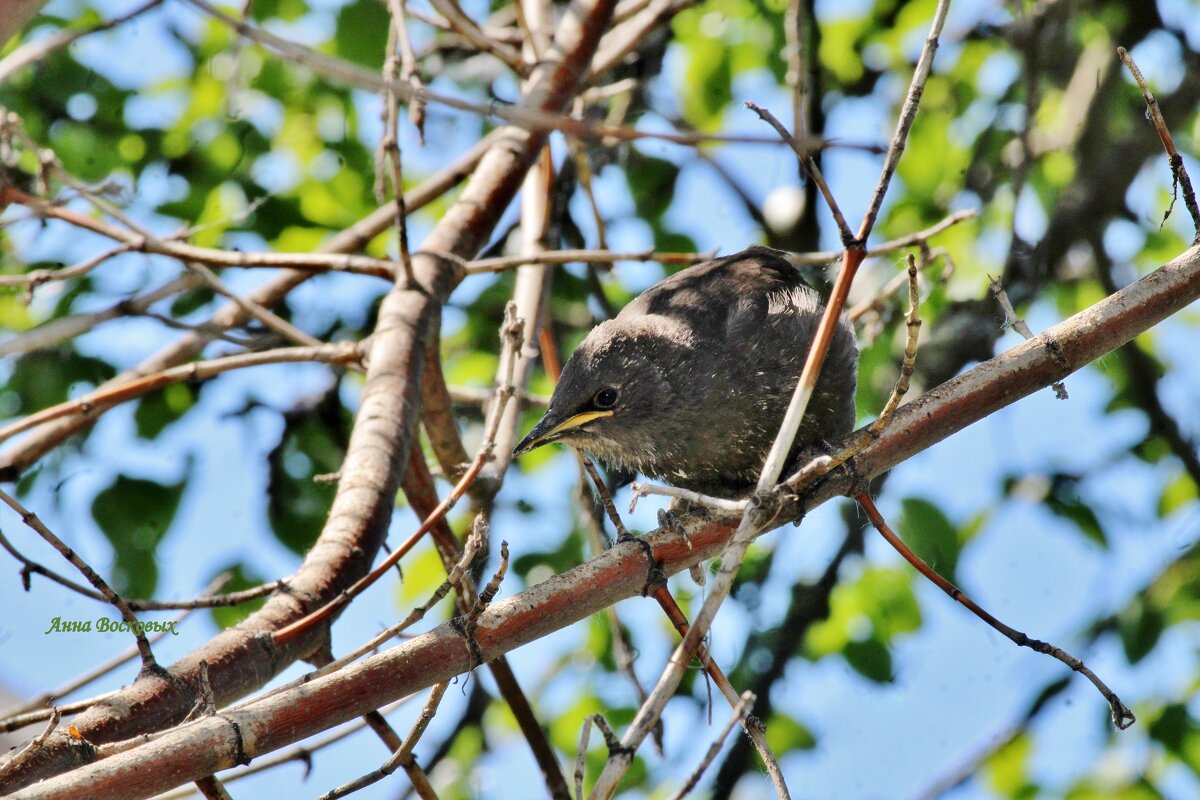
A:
[513, 246, 858, 497]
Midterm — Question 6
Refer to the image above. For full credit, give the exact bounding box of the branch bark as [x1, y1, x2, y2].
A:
[15, 243, 1198, 800]
[0, 0, 616, 790]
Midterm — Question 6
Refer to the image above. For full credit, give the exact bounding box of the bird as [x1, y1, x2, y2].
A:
[513, 245, 859, 498]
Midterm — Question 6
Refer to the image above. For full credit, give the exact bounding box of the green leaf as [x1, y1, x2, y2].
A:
[1044, 474, 1108, 548]
[1159, 472, 1199, 516]
[134, 383, 198, 440]
[512, 530, 584, 579]
[898, 496, 961, 583]
[1149, 703, 1189, 754]
[1117, 596, 1164, 665]
[266, 406, 346, 555]
[396, 543, 453, 607]
[208, 562, 270, 630]
[168, 286, 217, 317]
[335, 0, 390, 69]
[91, 473, 187, 598]
[625, 151, 679, 223]
[985, 733, 1033, 797]
[807, 567, 920, 658]
[764, 713, 817, 753]
[843, 635, 893, 683]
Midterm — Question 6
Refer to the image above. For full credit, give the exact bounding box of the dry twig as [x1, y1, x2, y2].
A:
[990, 276, 1068, 399]
[668, 691, 754, 800]
[0, 489, 159, 673]
[0, 343, 361, 448]
[1116, 46, 1200, 240]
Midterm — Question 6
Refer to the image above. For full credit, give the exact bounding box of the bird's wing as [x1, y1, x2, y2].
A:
[715, 247, 819, 350]
[622, 245, 812, 345]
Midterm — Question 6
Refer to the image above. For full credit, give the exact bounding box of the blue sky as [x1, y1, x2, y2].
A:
[2, 0, 1199, 797]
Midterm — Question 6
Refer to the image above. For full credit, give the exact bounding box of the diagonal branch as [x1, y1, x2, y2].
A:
[0, 0, 618, 790]
[20, 239, 1198, 800]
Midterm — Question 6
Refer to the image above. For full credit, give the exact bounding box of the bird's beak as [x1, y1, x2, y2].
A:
[513, 410, 614, 457]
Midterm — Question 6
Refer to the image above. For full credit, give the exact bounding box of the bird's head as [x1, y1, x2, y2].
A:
[513, 315, 694, 467]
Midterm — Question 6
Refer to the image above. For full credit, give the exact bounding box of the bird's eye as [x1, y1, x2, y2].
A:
[593, 387, 619, 409]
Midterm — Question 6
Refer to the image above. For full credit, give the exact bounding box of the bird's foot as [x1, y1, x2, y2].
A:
[614, 529, 667, 596]
[449, 614, 484, 671]
[657, 507, 687, 540]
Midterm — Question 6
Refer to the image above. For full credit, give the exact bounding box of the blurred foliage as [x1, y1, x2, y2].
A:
[207, 560, 270, 629]
[0, 0, 1198, 797]
[91, 472, 186, 598]
[266, 385, 349, 554]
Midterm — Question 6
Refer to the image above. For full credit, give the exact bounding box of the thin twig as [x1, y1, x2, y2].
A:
[578, 457, 788, 796]
[856, 495, 1134, 729]
[858, 0, 952, 243]
[183, 0, 835, 152]
[184, 261, 322, 348]
[575, 714, 623, 798]
[467, 247, 711, 273]
[0, 129, 498, 484]
[0, 343, 361, 447]
[628, 482, 747, 515]
[381, 0, 416, 286]
[847, 245, 953, 322]
[0, 275, 199, 356]
[394, 0, 425, 141]
[0, 185, 395, 279]
[316, 682, 449, 800]
[789, 209, 975, 266]
[0, 0, 164, 84]
[746, 101, 855, 246]
[574, 716, 592, 800]
[990, 276, 1068, 399]
[485, 117, 554, 480]
[668, 691, 754, 800]
[786, 255, 923, 489]
[590, 0, 697, 77]
[1116, 46, 1200, 241]
[574, 463, 662, 754]
[0, 489, 159, 672]
[0, 242, 135, 288]
[428, 0, 525, 74]
[445, 385, 549, 409]
[579, 456, 630, 538]
[282, 519, 487, 689]
[457, 208, 972, 278]
[402, 454, 570, 799]
[871, 254, 923, 428]
[0, 516, 280, 609]
[783, 0, 808, 139]
[0, 576, 236, 734]
[193, 775, 233, 800]
[0, 708, 61, 783]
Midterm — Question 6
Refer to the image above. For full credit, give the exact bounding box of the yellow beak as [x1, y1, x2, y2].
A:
[513, 410, 614, 456]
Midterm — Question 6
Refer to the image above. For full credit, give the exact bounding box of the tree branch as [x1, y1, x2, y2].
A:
[16, 242, 1198, 800]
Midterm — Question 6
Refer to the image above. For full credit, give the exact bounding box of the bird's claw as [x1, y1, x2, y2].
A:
[614, 530, 667, 596]
[657, 507, 686, 538]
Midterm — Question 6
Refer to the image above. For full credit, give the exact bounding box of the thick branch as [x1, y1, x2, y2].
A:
[0, 0, 617, 790]
[16, 244, 1198, 800]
